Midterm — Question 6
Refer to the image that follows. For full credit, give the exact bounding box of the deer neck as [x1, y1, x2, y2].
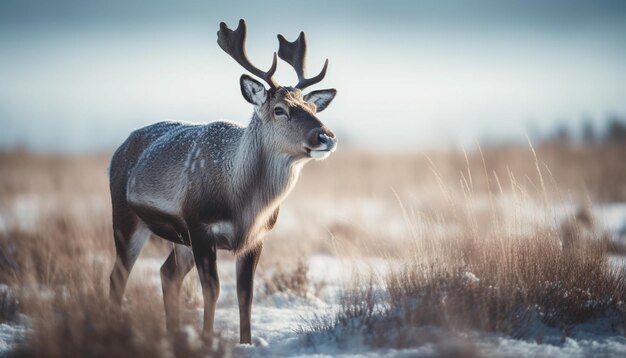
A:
[231, 113, 305, 209]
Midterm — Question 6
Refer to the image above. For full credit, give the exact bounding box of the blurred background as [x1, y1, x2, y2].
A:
[3, 2, 626, 356]
[1, 0, 626, 152]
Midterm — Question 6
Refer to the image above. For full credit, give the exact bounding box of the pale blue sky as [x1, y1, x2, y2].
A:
[1, 0, 626, 152]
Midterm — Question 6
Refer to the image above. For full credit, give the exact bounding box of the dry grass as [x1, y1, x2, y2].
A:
[388, 234, 624, 333]
[0, 156, 223, 356]
[1, 141, 626, 355]
[262, 257, 326, 298]
[308, 231, 626, 349]
[303, 142, 626, 350]
[0, 225, 229, 358]
[298, 142, 626, 202]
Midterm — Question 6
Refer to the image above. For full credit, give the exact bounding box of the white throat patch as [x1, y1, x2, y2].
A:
[310, 150, 331, 160]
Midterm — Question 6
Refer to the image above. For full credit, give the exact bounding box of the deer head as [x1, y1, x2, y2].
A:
[217, 19, 337, 160]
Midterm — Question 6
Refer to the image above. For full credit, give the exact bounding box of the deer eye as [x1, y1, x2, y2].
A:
[274, 107, 287, 117]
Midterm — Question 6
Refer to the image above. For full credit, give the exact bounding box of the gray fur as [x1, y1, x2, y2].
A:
[109, 20, 338, 342]
[110, 86, 333, 254]
[109, 83, 336, 343]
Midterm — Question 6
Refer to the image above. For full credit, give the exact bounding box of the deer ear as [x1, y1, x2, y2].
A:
[240, 74, 267, 106]
[304, 89, 337, 112]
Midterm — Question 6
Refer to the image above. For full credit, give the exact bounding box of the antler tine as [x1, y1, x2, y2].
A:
[296, 59, 328, 90]
[277, 32, 329, 90]
[277, 32, 306, 81]
[217, 19, 278, 89]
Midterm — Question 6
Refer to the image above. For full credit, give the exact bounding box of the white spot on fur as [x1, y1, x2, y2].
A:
[309, 139, 336, 160]
[200, 159, 205, 168]
[184, 142, 198, 170]
[310, 150, 331, 160]
[209, 221, 235, 244]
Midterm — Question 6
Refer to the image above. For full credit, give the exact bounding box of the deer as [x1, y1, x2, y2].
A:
[108, 19, 337, 344]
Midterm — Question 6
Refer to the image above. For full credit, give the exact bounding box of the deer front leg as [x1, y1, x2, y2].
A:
[236, 243, 263, 344]
[190, 227, 220, 338]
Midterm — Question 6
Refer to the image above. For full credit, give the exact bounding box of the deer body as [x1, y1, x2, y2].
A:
[109, 19, 338, 344]
[117, 117, 302, 252]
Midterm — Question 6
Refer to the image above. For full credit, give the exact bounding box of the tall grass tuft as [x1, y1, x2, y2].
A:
[305, 141, 626, 349]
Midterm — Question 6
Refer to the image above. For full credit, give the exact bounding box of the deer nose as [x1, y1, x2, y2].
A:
[311, 128, 337, 152]
[318, 132, 331, 145]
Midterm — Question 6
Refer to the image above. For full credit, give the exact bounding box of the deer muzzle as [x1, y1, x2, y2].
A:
[307, 128, 337, 160]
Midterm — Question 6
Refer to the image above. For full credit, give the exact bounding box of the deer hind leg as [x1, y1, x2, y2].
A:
[160, 243, 195, 332]
[189, 226, 220, 338]
[109, 218, 150, 306]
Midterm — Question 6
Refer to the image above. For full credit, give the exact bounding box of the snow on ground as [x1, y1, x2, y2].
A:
[128, 254, 369, 356]
[0, 285, 29, 357]
[0, 322, 28, 356]
[129, 254, 626, 357]
[2, 199, 626, 356]
[3, 192, 626, 246]
[475, 335, 626, 358]
[595, 203, 626, 243]
[2, 253, 626, 357]
[609, 255, 626, 269]
[0, 193, 107, 234]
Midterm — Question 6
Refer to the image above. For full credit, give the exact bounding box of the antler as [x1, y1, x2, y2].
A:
[217, 19, 278, 89]
[277, 32, 329, 90]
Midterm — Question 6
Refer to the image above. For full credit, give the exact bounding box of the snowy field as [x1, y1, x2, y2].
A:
[4, 254, 625, 357]
[4, 228, 626, 357]
[2, 149, 626, 357]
